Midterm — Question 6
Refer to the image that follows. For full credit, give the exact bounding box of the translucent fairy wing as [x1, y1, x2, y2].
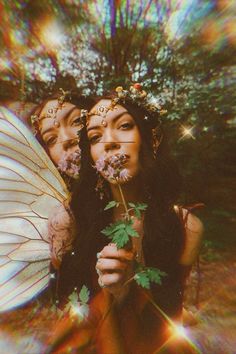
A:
[0, 106, 68, 202]
[0, 107, 70, 312]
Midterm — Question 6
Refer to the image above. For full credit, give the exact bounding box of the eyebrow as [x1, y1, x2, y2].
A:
[40, 106, 79, 136]
[87, 111, 129, 133]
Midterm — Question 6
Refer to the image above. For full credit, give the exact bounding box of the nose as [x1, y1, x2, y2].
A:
[60, 130, 78, 153]
[103, 129, 121, 153]
[104, 141, 121, 153]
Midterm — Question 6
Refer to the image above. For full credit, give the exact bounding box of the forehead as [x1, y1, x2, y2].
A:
[39, 100, 80, 130]
[88, 99, 128, 125]
[39, 100, 77, 117]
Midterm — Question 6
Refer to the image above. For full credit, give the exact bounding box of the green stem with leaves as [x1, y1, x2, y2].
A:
[117, 181, 129, 219]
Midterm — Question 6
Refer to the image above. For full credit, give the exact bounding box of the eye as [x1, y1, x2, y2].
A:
[45, 136, 57, 146]
[88, 134, 101, 145]
[119, 121, 134, 130]
[71, 117, 81, 126]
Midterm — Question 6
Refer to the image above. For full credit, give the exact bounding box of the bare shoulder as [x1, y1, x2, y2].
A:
[182, 209, 204, 234]
[176, 207, 204, 266]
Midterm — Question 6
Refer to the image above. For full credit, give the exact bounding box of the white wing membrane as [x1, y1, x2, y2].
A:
[0, 261, 49, 310]
[0, 107, 70, 312]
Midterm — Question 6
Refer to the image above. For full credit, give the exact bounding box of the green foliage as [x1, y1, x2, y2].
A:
[104, 200, 120, 210]
[128, 202, 147, 219]
[134, 267, 167, 289]
[130, 203, 147, 216]
[101, 219, 139, 249]
[79, 285, 90, 304]
[64, 290, 79, 313]
[63, 285, 90, 316]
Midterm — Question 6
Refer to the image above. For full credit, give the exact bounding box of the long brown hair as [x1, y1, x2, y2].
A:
[58, 97, 185, 317]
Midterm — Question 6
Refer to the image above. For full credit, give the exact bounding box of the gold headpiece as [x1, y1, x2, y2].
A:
[113, 83, 167, 119]
[80, 83, 165, 157]
[86, 83, 167, 127]
[30, 88, 71, 134]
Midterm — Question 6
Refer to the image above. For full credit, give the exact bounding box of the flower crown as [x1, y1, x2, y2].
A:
[79, 83, 164, 158]
[113, 83, 167, 118]
[79, 83, 167, 129]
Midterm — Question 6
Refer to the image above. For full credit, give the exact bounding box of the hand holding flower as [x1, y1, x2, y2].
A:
[95, 243, 136, 302]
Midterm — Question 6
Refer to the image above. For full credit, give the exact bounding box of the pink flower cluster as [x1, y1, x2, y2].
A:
[58, 149, 81, 179]
[95, 153, 130, 182]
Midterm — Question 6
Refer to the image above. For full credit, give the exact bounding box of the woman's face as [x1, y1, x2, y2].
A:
[39, 100, 81, 165]
[87, 99, 142, 183]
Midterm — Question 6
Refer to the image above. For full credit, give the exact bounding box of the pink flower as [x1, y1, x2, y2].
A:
[58, 149, 81, 179]
[95, 153, 130, 182]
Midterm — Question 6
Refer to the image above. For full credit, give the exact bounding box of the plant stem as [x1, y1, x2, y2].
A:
[117, 182, 130, 220]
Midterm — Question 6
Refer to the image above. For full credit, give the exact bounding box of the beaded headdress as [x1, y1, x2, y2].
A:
[30, 88, 71, 135]
[83, 83, 166, 157]
[86, 83, 167, 125]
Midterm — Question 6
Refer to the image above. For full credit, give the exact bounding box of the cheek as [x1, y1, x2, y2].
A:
[90, 146, 97, 164]
[132, 131, 142, 158]
[48, 146, 62, 166]
[90, 145, 102, 164]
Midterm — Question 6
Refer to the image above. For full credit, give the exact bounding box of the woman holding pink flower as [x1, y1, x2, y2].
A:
[50, 84, 203, 353]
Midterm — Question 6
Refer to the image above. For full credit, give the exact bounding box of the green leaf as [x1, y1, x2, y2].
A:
[134, 208, 141, 219]
[147, 268, 166, 285]
[136, 203, 148, 211]
[125, 223, 139, 237]
[112, 229, 130, 248]
[101, 220, 139, 249]
[134, 272, 150, 289]
[68, 290, 79, 305]
[104, 200, 119, 210]
[128, 202, 148, 219]
[134, 267, 166, 289]
[79, 285, 90, 304]
[101, 220, 126, 237]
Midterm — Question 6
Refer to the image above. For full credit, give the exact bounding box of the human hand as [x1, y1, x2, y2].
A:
[95, 243, 136, 301]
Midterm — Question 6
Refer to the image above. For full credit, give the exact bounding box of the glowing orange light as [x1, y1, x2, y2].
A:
[39, 19, 64, 50]
[171, 323, 188, 339]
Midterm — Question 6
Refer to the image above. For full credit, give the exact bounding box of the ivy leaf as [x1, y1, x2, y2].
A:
[104, 200, 119, 210]
[134, 272, 150, 289]
[79, 285, 90, 304]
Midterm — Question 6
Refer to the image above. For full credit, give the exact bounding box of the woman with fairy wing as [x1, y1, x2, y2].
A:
[31, 91, 95, 269]
[0, 92, 93, 312]
[49, 85, 203, 353]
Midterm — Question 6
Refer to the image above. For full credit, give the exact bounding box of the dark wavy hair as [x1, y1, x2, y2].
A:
[58, 97, 185, 317]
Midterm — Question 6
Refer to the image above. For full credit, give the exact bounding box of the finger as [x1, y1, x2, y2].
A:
[96, 258, 126, 272]
[100, 245, 135, 261]
[100, 273, 123, 287]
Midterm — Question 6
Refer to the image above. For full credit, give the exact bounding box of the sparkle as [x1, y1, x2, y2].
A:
[171, 323, 188, 339]
[179, 125, 196, 141]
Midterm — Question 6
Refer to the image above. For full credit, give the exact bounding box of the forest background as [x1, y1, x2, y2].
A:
[1, 0, 235, 251]
[0, 1, 236, 353]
